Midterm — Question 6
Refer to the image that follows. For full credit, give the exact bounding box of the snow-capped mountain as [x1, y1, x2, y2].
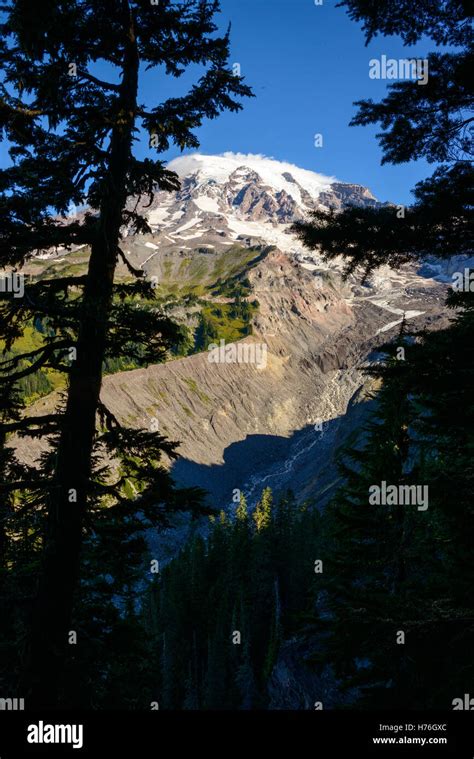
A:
[17, 153, 449, 511]
[126, 152, 380, 260]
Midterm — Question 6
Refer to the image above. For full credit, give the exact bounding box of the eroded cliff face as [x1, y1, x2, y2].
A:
[99, 248, 362, 506]
[12, 245, 447, 510]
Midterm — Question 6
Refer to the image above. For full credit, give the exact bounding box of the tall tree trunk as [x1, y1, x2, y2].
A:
[23, 5, 139, 708]
[0, 432, 7, 569]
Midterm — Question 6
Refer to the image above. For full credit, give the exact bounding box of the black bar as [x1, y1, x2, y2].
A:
[0, 710, 473, 757]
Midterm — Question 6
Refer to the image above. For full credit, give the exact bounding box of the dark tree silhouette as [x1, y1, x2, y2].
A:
[293, 0, 473, 277]
[0, 0, 251, 706]
[295, 0, 474, 708]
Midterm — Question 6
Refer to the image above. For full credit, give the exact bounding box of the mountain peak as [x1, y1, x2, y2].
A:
[126, 152, 381, 260]
[167, 152, 337, 205]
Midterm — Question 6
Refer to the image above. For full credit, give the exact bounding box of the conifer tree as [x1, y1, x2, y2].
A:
[145, 488, 322, 708]
[295, 0, 473, 708]
[0, 0, 251, 706]
[253, 486, 272, 532]
[292, 0, 473, 278]
[236, 491, 248, 522]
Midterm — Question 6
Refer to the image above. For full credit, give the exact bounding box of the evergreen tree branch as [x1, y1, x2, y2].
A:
[117, 246, 145, 278]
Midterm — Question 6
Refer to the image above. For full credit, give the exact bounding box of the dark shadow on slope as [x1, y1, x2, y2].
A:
[170, 388, 374, 510]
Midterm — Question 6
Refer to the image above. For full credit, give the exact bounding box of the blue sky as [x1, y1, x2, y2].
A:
[138, 0, 438, 205]
[1, 0, 442, 205]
